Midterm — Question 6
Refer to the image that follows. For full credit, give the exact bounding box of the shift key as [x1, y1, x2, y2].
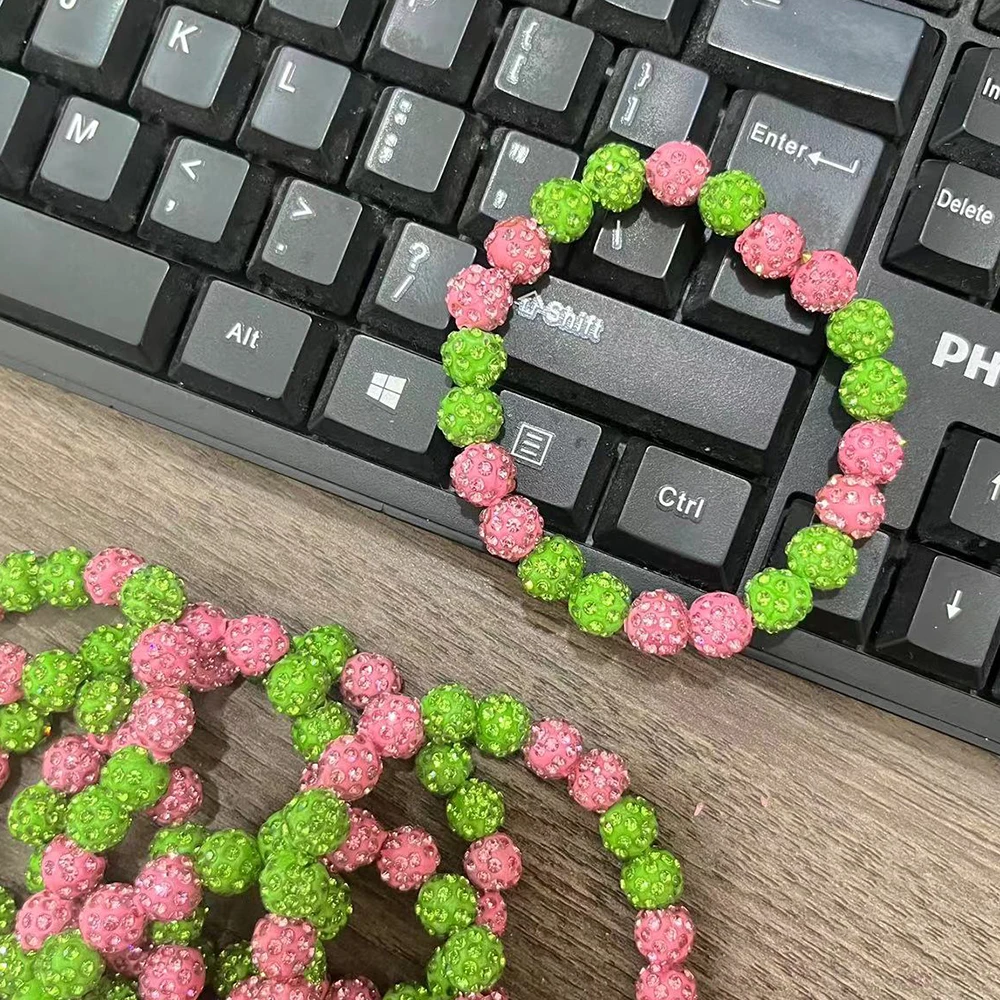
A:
[504, 278, 804, 471]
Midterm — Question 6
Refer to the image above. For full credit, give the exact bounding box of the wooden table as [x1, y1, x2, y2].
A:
[1, 366, 998, 1000]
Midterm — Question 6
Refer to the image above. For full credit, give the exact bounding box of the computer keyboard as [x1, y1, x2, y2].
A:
[3, 0, 1000, 752]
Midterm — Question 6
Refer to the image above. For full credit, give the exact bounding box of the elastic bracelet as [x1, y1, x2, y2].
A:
[435, 140, 908, 657]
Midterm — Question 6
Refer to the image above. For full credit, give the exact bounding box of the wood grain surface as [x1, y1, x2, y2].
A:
[1, 366, 998, 1000]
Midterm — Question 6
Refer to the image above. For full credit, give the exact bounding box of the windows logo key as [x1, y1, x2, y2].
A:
[367, 372, 407, 410]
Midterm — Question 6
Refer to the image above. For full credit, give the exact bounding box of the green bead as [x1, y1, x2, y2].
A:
[415, 875, 478, 938]
[839, 357, 908, 421]
[257, 809, 292, 862]
[439, 927, 505, 996]
[475, 693, 530, 758]
[283, 789, 349, 857]
[745, 567, 814, 633]
[530, 178, 594, 244]
[291, 701, 354, 762]
[149, 907, 206, 946]
[65, 786, 131, 854]
[149, 823, 208, 860]
[436, 387, 504, 448]
[265, 654, 331, 718]
[22, 650, 86, 714]
[568, 571, 631, 637]
[415, 743, 474, 797]
[77, 625, 139, 680]
[446, 779, 504, 842]
[421, 684, 477, 744]
[84, 976, 138, 1000]
[7, 783, 67, 846]
[210, 943, 254, 999]
[290, 625, 356, 682]
[100, 746, 170, 811]
[0, 702, 48, 755]
[310, 875, 352, 941]
[785, 525, 858, 591]
[599, 796, 658, 861]
[620, 849, 684, 909]
[0, 552, 42, 615]
[0, 934, 32, 998]
[11, 980, 47, 1000]
[698, 169, 766, 236]
[301, 943, 326, 986]
[826, 299, 894, 363]
[34, 930, 104, 999]
[258, 850, 331, 922]
[0, 887, 15, 935]
[383, 986, 430, 1000]
[441, 329, 508, 389]
[194, 830, 263, 897]
[24, 850, 43, 894]
[517, 534, 585, 602]
[37, 548, 91, 610]
[118, 565, 186, 628]
[582, 143, 646, 212]
[74, 678, 139, 735]
[425, 946, 455, 1000]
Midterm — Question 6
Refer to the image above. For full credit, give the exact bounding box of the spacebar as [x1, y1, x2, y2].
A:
[503, 277, 804, 471]
[0, 198, 191, 372]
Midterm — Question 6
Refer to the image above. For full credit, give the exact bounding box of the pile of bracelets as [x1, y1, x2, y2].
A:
[436, 139, 908, 656]
[0, 546, 698, 1000]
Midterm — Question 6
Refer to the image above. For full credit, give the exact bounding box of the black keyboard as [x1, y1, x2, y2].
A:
[4, 0, 1000, 752]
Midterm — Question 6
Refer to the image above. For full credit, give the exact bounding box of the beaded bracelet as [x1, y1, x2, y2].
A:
[435, 140, 909, 659]
[0, 548, 698, 1000]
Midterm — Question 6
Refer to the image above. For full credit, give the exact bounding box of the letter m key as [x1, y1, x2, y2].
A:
[65, 113, 99, 144]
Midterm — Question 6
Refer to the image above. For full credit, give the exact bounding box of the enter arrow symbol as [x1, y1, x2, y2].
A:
[946, 589, 963, 620]
[990, 474, 1000, 502]
[180, 159, 202, 181]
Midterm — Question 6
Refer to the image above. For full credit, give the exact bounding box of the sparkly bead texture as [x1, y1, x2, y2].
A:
[483, 216, 551, 285]
[838, 421, 905, 484]
[582, 143, 646, 212]
[445, 265, 513, 332]
[478, 496, 544, 562]
[450, 444, 516, 507]
[698, 170, 766, 236]
[734, 213, 805, 279]
[529, 178, 593, 244]
[625, 590, 689, 657]
[645, 141, 711, 208]
[790, 250, 858, 314]
[815, 473, 886, 540]
[687, 593, 753, 659]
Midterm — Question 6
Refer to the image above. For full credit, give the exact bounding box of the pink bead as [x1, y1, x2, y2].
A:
[139, 945, 206, 1000]
[111, 720, 172, 761]
[187, 639, 240, 693]
[340, 653, 402, 709]
[687, 592, 753, 659]
[84, 547, 146, 605]
[16, 891, 79, 951]
[734, 213, 806, 279]
[478, 495, 544, 562]
[522, 718, 583, 780]
[134, 854, 202, 922]
[229, 977, 265, 1000]
[132, 623, 200, 688]
[484, 216, 551, 286]
[463, 834, 522, 892]
[299, 762, 321, 791]
[41, 835, 106, 900]
[42, 734, 104, 794]
[255, 979, 322, 1000]
[357, 693, 424, 760]
[568, 749, 630, 812]
[645, 142, 711, 208]
[790, 250, 857, 314]
[0, 752, 8, 792]
[329, 979, 380, 1000]
[147, 765, 203, 826]
[377, 826, 440, 891]
[324, 808, 387, 874]
[457, 992, 507, 1000]
[0, 641, 27, 704]
[635, 964, 697, 1000]
[450, 443, 517, 507]
[625, 590, 690, 657]
[815, 473, 885, 540]
[252, 915, 316, 982]
[474, 892, 507, 938]
[445, 265, 513, 332]
[80, 883, 147, 954]
[106, 944, 150, 979]
[128, 687, 196, 757]
[635, 906, 696, 966]
[316, 734, 383, 801]
[224, 615, 290, 677]
[177, 602, 228, 643]
[838, 421, 905, 485]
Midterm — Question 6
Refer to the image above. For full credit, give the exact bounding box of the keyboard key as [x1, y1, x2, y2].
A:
[0, 198, 191, 369]
[497, 391, 618, 536]
[347, 87, 484, 225]
[248, 179, 387, 316]
[0, 69, 58, 190]
[474, 9, 613, 145]
[180, 0, 255, 23]
[139, 138, 273, 270]
[31, 97, 163, 231]
[364, 0, 501, 103]
[875, 548, 1000, 692]
[358, 220, 477, 349]
[930, 48, 1000, 178]
[170, 280, 334, 426]
[886, 159, 1000, 299]
[690, 0, 939, 136]
[573, 0, 699, 56]
[0, 0, 41, 62]
[980, 0, 1000, 32]
[310, 333, 453, 483]
[594, 441, 755, 589]
[254, 0, 379, 62]
[504, 277, 804, 472]
[130, 6, 266, 140]
[238, 46, 374, 185]
[585, 48, 723, 154]
[23, 0, 158, 100]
